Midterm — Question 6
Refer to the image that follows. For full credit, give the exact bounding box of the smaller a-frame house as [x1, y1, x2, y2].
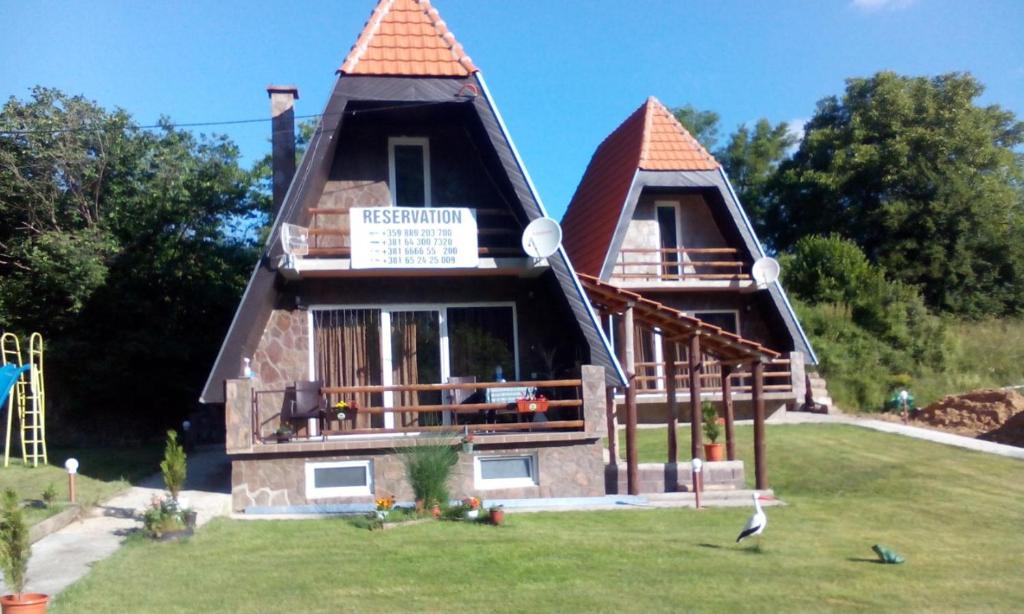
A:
[204, 0, 622, 512]
[562, 97, 816, 421]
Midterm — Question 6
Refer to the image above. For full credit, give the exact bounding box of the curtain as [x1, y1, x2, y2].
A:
[314, 309, 381, 430]
[392, 312, 421, 427]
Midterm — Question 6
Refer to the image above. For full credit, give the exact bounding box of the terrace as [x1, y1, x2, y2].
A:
[610, 247, 754, 289]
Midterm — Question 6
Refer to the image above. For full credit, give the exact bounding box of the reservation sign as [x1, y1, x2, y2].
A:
[350, 207, 479, 269]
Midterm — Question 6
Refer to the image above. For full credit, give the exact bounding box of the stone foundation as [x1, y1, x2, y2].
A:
[604, 461, 745, 494]
[231, 439, 606, 512]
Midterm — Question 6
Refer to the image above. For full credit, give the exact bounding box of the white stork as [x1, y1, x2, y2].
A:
[736, 492, 768, 545]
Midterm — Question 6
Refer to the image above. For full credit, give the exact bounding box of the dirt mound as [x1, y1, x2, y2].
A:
[915, 388, 1024, 445]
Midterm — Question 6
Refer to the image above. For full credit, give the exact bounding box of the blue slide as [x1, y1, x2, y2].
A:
[0, 363, 30, 406]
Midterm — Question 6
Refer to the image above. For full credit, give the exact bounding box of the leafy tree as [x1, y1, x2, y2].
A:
[0, 87, 264, 438]
[780, 234, 875, 309]
[717, 119, 797, 236]
[672, 104, 721, 151]
[765, 71, 1024, 316]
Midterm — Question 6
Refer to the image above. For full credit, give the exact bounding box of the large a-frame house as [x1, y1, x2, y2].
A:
[562, 97, 818, 423]
[203, 0, 624, 512]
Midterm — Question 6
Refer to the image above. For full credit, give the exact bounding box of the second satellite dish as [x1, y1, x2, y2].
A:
[751, 256, 781, 289]
[521, 217, 562, 258]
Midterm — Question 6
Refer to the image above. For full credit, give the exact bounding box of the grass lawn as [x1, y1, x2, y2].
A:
[2, 446, 161, 526]
[53, 425, 1024, 612]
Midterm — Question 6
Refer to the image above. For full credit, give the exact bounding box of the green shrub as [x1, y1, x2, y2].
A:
[399, 438, 458, 507]
[42, 483, 58, 508]
[160, 430, 187, 501]
[701, 401, 721, 443]
[0, 488, 30, 596]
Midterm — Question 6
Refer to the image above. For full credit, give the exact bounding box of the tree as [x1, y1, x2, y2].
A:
[718, 119, 796, 235]
[765, 71, 1024, 316]
[0, 87, 264, 437]
[672, 104, 721, 151]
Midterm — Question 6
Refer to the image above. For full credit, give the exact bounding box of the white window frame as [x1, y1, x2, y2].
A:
[308, 302, 520, 432]
[305, 460, 373, 498]
[474, 454, 538, 490]
[655, 200, 687, 279]
[388, 137, 431, 207]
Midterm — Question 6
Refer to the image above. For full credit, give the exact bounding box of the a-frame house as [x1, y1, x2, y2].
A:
[563, 97, 818, 422]
[204, 0, 623, 512]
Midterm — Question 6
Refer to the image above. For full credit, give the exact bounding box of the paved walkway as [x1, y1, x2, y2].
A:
[0, 447, 232, 597]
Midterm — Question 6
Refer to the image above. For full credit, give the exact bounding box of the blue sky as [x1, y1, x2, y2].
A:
[3, 0, 1022, 218]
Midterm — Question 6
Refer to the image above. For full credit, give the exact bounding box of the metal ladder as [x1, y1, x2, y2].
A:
[2, 332, 47, 467]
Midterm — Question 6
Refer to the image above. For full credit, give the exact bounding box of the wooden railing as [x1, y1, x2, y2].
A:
[632, 359, 793, 394]
[253, 379, 585, 442]
[612, 247, 749, 282]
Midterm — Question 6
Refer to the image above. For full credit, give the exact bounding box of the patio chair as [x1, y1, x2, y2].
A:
[285, 380, 327, 440]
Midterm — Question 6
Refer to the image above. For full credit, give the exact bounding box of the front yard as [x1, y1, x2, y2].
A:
[52, 425, 1024, 612]
[3, 446, 161, 526]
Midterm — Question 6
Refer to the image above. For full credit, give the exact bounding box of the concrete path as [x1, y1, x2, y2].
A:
[0, 447, 232, 597]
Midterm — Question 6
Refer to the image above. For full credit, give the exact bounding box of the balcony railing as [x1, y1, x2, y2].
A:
[632, 359, 793, 395]
[612, 248, 749, 283]
[252, 378, 585, 443]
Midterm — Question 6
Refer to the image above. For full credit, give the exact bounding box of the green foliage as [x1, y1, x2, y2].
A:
[398, 439, 458, 507]
[160, 430, 187, 501]
[142, 495, 187, 538]
[701, 401, 720, 443]
[0, 87, 265, 438]
[672, 104, 721, 150]
[0, 488, 30, 596]
[764, 71, 1024, 317]
[718, 118, 797, 233]
[41, 483, 58, 508]
[779, 235, 875, 308]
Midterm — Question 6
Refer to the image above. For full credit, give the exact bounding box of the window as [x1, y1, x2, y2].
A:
[692, 311, 739, 335]
[388, 137, 430, 207]
[474, 454, 537, 489]
[305, 460, 373, 498]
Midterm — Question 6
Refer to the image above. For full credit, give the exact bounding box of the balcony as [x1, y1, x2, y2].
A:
[632, 358, 794, 397]
[610, 247, 753, 290]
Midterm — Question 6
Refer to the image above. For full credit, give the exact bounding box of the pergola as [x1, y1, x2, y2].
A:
[578, 274, 780, 494]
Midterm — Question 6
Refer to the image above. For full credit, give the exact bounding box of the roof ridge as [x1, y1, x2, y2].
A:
[339, 0, 478, 77]
[639, 96, 655, 166]
[639, 96, 719, 170]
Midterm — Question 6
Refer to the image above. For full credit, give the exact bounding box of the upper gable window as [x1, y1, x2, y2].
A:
[388, 137, 431, 207]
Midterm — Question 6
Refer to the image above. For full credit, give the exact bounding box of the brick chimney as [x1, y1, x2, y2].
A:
[266, 85, 299, 215]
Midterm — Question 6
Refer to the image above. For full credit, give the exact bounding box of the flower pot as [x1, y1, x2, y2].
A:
[465, 509, 480, 520]
[2, 593, 50, 614]
[461, 442, 474, 453]
[704, 443, 724, 462]
[275, 433, 291, 444]
[430, 504, 441, 519]
[489, 508, 505, 525]
[183, 510, 198, 529]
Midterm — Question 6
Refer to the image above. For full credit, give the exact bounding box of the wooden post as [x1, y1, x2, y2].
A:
[721, 364, 736, 461]
[752, 360, 767, 490]
[662, 335, 678, 465]
[688, 334, 703, 460]
[623, 307, 639, 496]
[606, 386, 619, 464]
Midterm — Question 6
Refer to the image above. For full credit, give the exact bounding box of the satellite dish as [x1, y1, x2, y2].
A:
[521, 217, 562, 258]
[281, 223, 309, 258]
[751, 256, 781, 288]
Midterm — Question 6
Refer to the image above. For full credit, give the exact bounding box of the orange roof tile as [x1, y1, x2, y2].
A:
[561, 97, 719, 276]
[639, 97, 719, 171]
[340, 0, 479, 77]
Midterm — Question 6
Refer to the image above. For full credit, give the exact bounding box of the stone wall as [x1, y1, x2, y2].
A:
[231, 439, 606, 511]
[250, 309, 310, 436]
[605, 460, 745, 494]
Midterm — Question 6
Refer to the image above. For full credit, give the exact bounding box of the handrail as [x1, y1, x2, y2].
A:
[322, 378, 581, 395]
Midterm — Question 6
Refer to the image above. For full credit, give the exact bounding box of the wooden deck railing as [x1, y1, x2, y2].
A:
[612, 247, 749, 282]
[632, 359, 793, 394]
[253, 379, 585, 443]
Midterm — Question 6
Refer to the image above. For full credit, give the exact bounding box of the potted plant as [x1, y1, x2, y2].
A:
[702, 401, 724, 462]
[333, 400, 350, 421]
[489, 504, 505, 526]
[461, 432, 475, 454]
[1, 489, 49, 613]
[142, 495, 192, 540]
[275, 425, 293, 443]
[375, 494, 395, 521]
[462, 496, 482, 520]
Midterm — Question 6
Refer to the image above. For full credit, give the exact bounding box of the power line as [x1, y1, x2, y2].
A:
[0, 98, 472, 137]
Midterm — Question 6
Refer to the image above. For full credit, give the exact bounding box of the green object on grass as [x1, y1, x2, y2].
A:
[872, 544, 905, 564]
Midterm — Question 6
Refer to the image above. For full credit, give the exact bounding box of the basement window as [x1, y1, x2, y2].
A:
[474, 454, 538, 489]
[305, 460, 373, 498]
[388, 137, 431, 207]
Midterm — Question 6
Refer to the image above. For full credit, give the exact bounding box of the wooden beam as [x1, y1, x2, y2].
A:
[606, 386, 619, 465]
[688, 334, 703, 460]
[662, 335, 678, 465]
[623, 306, 639, 496]
[752, 360, 767, 490]
[721, 364, 736, 461]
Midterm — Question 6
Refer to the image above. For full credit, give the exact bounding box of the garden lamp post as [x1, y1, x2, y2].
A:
[691, 457, 703, 510]
[65, 457, 79, 504]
